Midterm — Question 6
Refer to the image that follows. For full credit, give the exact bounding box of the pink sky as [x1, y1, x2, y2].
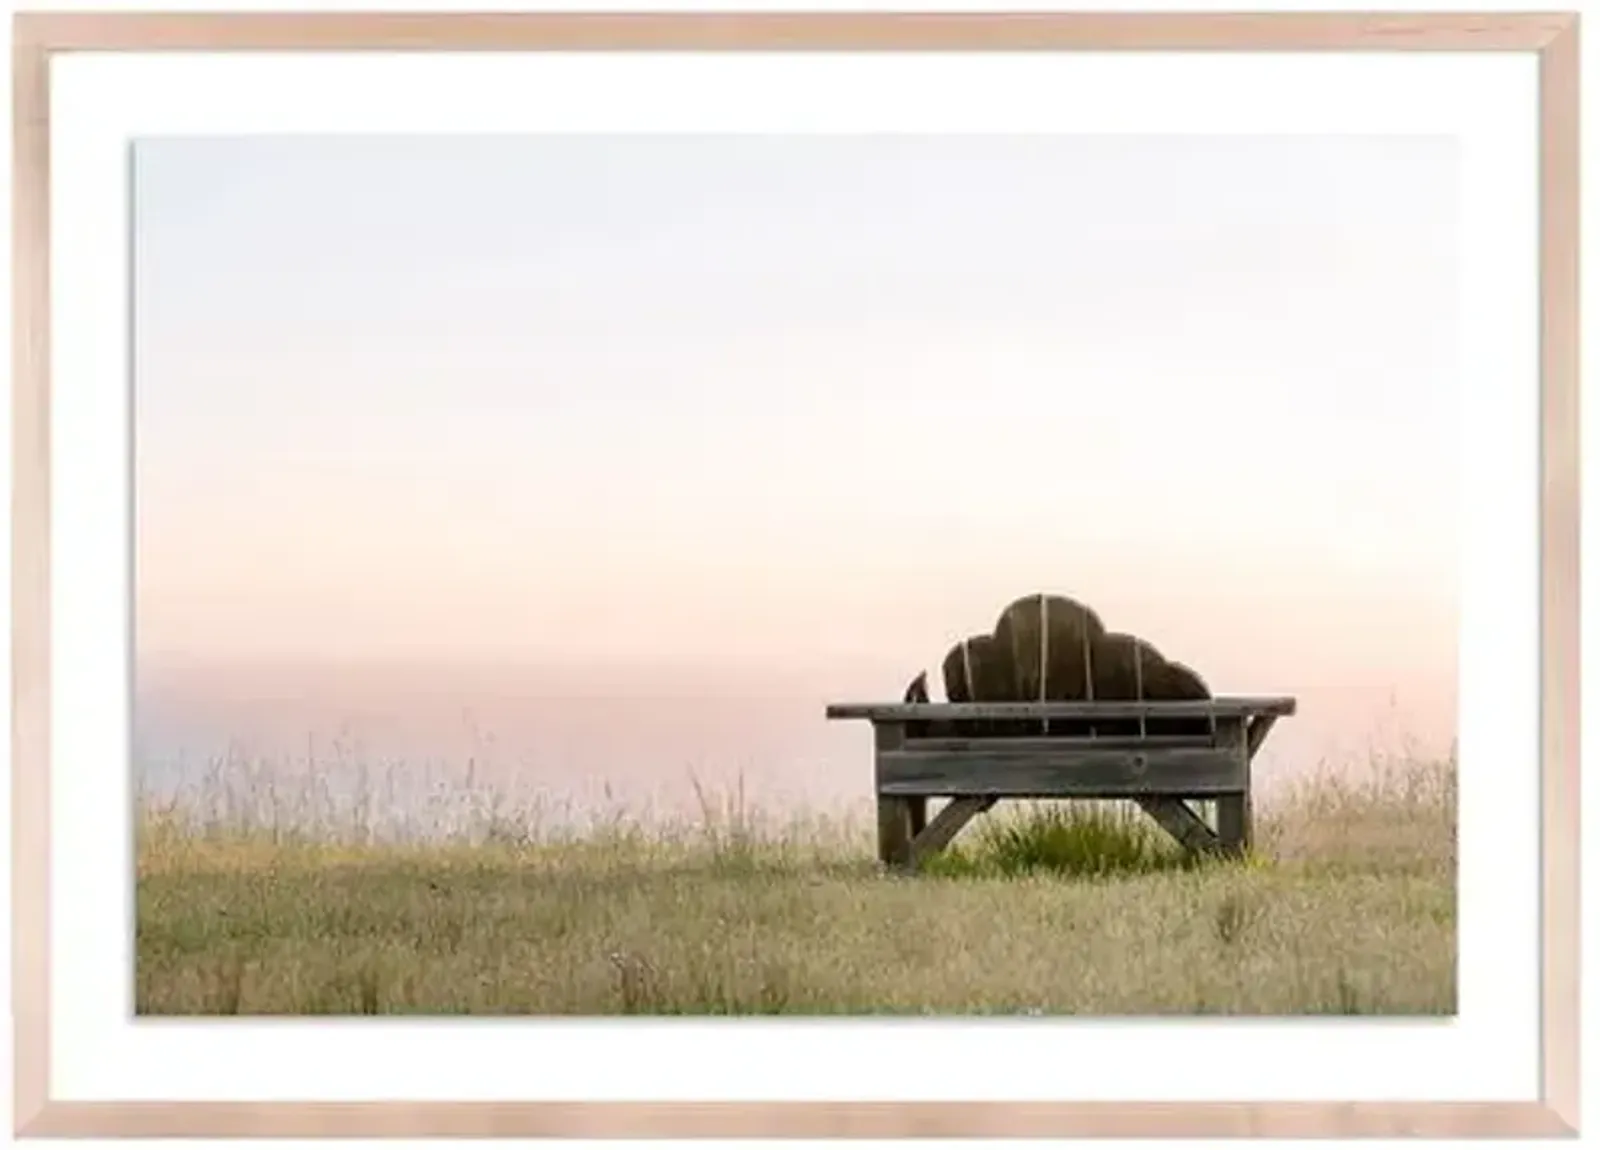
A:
[134, 133, 1459, 795]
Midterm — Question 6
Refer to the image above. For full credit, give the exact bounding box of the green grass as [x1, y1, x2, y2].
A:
[135, 755, 1456, 1016]
[923, 801, 1202, 879]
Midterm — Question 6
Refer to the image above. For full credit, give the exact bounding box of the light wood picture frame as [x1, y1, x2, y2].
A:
[11, 8, 1580, 1139]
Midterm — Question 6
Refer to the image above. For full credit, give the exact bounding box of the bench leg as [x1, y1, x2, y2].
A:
[907, 797, 928, 839]
[1216, 791, 1253, 857]
[908, 796, 995, 867]
[877, 795, 915, 869]
[1216, 718, 1255, 858]
[1136, 797, 1221, 856]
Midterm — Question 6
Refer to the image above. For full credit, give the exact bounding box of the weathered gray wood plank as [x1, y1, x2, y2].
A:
[1214, 718, 1255, 852]
[877, 745, 1246, 797]
[903, 734, 1216, 754]
[1246, 713, 1279, 757]
[908, 797, 995, 867]
[873, 721, 912, 865]
[1216, 792, 1251, 855]
[828, 697, 1297, 723]
[876, 797, 913, 867]
[907, 796, 928, 838]
[1135, 796, 1222, 854]
[849, 694, 1279, 866]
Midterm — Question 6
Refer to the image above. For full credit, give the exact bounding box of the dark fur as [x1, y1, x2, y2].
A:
[902, 670, 932, 739]
[991, 593, 1106, 733]
[940, 633, 1018, 736]
[992, 593, 1106, 703]
[1084, 631, 1168, 736]
[916, 593, 1214, 741]
[1143, 659, 1214, 736]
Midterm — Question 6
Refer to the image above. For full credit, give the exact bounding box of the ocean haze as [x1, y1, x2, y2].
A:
[136, 650, 1452, 830]
[133, 132, 1460, 830]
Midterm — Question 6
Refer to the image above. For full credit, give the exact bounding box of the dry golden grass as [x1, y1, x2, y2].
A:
[135, 755, 1455, 1016]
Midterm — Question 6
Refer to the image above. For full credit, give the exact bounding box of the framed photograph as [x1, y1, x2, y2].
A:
[12, 7, 1580, 1139]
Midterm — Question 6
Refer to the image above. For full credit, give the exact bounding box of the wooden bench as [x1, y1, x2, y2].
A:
[824, 697, 1297, 870]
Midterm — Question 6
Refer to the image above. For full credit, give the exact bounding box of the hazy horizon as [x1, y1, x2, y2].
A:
[134, 132, 1460, 826]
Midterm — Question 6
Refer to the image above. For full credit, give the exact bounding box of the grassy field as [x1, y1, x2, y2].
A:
[135, 755, 1456, 1016]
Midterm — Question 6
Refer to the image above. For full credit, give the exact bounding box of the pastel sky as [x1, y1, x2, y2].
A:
[133, 134, 1460, 782]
